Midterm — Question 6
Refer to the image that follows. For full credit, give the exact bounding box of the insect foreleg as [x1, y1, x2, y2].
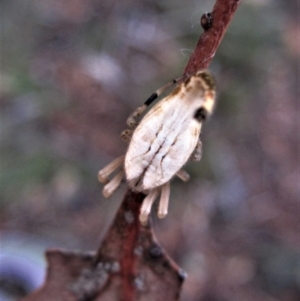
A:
[126, 104, 147, 128]
[126, 76, 183, 128]
[120, 129, 134, 143]
[191, 139, 202, 161]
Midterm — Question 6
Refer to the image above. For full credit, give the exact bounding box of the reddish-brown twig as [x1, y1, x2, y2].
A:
[184, 0, 241, 75]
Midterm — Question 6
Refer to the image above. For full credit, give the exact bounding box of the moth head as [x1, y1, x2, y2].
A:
[189, 70, 216, 121]
[195, 70, 216, 91]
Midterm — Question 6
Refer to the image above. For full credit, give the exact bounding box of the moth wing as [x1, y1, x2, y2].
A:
[125, 94, 202, 190]
[124, 98, 174, 184]
[142, 119, 201, 189]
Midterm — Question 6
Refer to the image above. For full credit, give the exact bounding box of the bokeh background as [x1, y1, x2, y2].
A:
[0, 0, 299, 300]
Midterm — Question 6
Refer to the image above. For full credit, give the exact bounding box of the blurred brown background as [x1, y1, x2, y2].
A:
[0, 0, 299, 300]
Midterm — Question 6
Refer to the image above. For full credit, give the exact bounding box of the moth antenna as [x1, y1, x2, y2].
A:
[157, 182, 170, 219]
[98, 155, 125, 183]
[139, 189, 159, 225]
[176, 169, 190, 182]
[102, 170, 124, 198]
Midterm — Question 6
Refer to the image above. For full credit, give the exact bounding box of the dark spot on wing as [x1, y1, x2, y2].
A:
[194, 107, 208, 122]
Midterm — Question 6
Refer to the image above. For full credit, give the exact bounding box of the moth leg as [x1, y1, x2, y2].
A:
[126, 104, 147, 128]
[98, 155, 125, 184]
[127, 76, 184, 128]
[120, 129, 133, 143]
[139, 189, 159, 225]
[176, 169, 190, 182]
[157, 182, 170, 219]
[102, 170, 124, 198]
[191, 139, 202, 161]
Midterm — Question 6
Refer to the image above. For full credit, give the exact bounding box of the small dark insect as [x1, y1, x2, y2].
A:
[201, 12, 213, 30]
